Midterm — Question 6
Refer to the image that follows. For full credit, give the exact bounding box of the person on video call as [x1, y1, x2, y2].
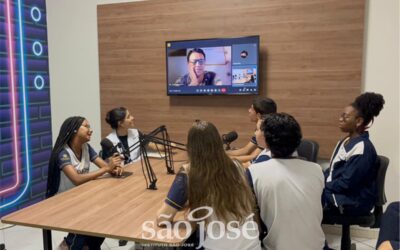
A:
[174, 48, 222, 86]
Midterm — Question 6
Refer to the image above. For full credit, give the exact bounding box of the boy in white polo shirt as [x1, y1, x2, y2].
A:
[247, 113, 325, 250]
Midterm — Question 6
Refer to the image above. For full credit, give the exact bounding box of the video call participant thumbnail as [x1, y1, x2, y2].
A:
[174, 48, 221, 86]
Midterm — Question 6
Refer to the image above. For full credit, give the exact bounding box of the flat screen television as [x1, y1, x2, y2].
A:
[166, 36, 259, 96]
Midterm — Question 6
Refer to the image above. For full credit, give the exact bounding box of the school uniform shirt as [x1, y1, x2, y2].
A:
[248, 158, 325, 250]
[164, 167, 261, 250]
[165, 168, 188, 211]
[324, 132, 378, 212]
[56, 143, 98, 194]
[250, 149, 299, 165]
[106, 129, 141, 164]
[250, 148, 271, 164]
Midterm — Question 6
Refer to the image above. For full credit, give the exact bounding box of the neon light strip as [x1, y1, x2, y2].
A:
[0, 0, 21, 196]
[0, 0, 31, 208]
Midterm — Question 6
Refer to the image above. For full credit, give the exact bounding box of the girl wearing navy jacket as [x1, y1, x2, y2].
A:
[323, 92, 385, 215]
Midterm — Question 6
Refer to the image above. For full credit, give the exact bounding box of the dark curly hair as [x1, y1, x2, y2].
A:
[253, 97, 277, 115]
[262, 113, 302, 158]
[351, 92, 384, 129]
[105, 107, 127, 129]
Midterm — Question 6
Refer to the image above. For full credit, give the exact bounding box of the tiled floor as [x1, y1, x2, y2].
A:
[0, 225, 377, 250]
[325, 233, 377, 249]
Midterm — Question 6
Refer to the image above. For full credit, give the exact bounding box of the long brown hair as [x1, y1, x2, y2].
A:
[187, 120, 255, 224]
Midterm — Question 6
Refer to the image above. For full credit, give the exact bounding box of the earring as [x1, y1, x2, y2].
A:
[73, 130, 77, 133]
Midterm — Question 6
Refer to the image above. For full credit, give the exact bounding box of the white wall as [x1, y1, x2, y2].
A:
[46, 0, 400, 202]
[46, 0, 140, 152]
[363, 0, 400, 204]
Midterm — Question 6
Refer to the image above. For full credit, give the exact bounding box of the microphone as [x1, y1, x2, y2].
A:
[222, 131, 238, 150]
[100, 138, 122, 159]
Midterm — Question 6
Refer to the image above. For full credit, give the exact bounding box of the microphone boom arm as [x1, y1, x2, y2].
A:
[126, 125, 186, 190]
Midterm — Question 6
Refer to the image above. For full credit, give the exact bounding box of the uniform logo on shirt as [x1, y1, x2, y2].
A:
[76, 168, 89, 174]
[61, 154, 70, 161]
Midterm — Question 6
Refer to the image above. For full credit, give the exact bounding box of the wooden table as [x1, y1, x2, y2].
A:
[1, 152, 189, 250]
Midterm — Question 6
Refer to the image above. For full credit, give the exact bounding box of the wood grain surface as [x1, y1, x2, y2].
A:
[98, 0, 365, 158]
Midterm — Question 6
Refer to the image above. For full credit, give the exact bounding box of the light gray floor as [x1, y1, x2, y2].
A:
[0, 225, 377, 250]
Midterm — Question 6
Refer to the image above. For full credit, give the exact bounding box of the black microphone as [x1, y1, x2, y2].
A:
[222, 131, 238, 150]
[222, 131, 238, 144]
[100, 138, 122, 159]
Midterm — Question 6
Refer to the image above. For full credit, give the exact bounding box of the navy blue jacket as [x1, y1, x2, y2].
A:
[324, 132, 378, 212]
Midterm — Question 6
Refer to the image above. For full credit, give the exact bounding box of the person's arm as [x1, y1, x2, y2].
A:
[227, 141, 257, 157]
[62, 155, 120, 186]
[232, 147, 262, 165]
[157, 202, 179, 226]
[91, 143, 123, 175]
[377, 241, 394, 250]
[156, 166, 188, 226]
[147, 142, 161, 151]
[93, 156, 123, 176]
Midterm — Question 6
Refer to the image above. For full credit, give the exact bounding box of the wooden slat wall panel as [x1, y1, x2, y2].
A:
[98, 0, 365, 158]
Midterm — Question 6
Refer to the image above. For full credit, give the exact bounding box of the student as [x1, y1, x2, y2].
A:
[247, 113, 325, 250]
[102, 107, 165, 164]
[46, 116, 122, 250]
[102, 107, 141, 163]
[102, 107, 165, 247]
[157, 120, 261, 250]
[252, 115, 298, 165]
[227, 97, 277, 165]
[251, 116, 271, 164]
[323, 92, 385, 216]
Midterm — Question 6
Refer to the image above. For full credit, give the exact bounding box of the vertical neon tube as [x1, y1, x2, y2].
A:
[0, 0, 31, 208]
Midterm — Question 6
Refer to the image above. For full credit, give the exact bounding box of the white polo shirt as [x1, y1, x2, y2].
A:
[248, 158, 325, 250]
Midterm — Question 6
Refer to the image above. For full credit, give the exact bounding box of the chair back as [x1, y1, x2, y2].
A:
[376, 155, 389, 206]
[371, 155, 389, 228]
[297, 139, 319, 162]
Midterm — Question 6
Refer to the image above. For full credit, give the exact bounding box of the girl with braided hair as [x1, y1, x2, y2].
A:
[46, 116, 122, 250]
[323, 92, 385, 216]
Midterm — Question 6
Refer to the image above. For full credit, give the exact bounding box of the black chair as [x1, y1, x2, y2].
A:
[297, 139, 319, 162]
[322, 155, 389, 250]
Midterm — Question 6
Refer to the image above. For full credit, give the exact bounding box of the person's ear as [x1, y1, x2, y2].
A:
[356, 117, 364, 129]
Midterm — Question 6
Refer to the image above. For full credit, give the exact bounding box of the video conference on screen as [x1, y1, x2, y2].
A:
[166, 36, 259, 95]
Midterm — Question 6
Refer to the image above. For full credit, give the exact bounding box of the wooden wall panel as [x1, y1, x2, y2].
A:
[98, 0, 365, 158]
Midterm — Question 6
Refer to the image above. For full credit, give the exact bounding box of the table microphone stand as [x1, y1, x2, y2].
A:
[143, 131, 186, 175]
[128, 125, 186, 190]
